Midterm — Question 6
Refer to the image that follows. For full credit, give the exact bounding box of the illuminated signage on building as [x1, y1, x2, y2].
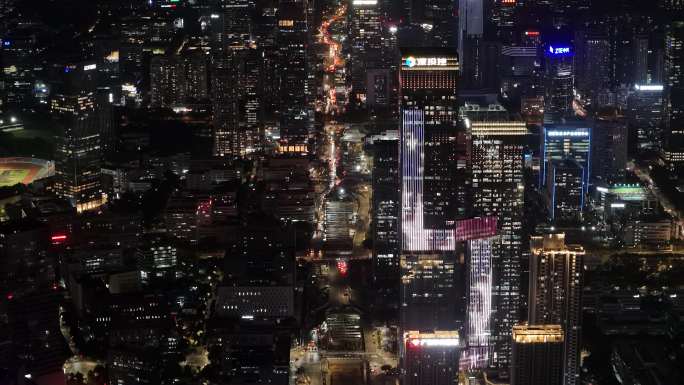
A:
[409, 338, 460, 347]
[352, 0, 377, 5]
[512, 325, 563, 344]
[634, 84, 664, 91]
[401, 112, 496, 251]
[405, 331, 460, 348]
[51, 234, 68, 244]
[83, 64, 97, 71]
[548, 46, 571, 55]
[546, 130, 589, 137]
[402, 56, 458, 69]
[545, 43, 573, 57]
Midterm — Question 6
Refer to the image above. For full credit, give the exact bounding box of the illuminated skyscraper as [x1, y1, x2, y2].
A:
[403, 331, 461, 385]
[627, 84, 665, 152]
[465, 236, 494, 368]
[349, 0, 381, 101]
[150, 52, 208, 109]
[529, 234, 584, 385]
[0, 32, 39, 110]
[540, 123, 591, 197]
[183, 51, 209, 102]
[576, 32, 610, 102]
[406, 0, 457, 47]
[400, 48, 464, 248]
[212, 49, 261, 158]
[401, 253, 459, 332]
[665, 21, 684, 177]
[500, 42, 543, 103]
[546, 159, 584, 223]
[466, 110, 527, 368]
[52, 62, 105, 213]
[399, 47, 463, 384]
[150, 55, 185, 108]
[633, 34, 650, 86]
[458, 0, 484, 89]
[591, 117, 628, 184]
[490, 0, 517, 44]
[371, 131, 400, 288]
[543, 41, 575, 123]
[213, 68, 237, 157]
[277, 0, 310, 154]
[510, 324, 564, 385]
[220, 0, 255, 49]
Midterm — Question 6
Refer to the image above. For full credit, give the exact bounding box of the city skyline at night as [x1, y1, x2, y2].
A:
[1, 1, 684, 385]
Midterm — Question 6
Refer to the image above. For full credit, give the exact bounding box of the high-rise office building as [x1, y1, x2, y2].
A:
[665, 21, 684, 177]
[212, 46, 261, 158]
[591, 117, 628, 184]
[400, 48, 464, 246]
[490, 0, 517, 44]
[403, 330, 461, 385]
[500, 44, 543, 103]
[368, 22, 400, 119]
[467, 111, 527, 368]
[220, 0, 255, 49]
[540, 123, 591, 197]
[627, 84, 665, 152]
[150, 52, 208, 108]
[252, 6, 279, 117]
[543, 41, 575, 123]
[510, 324, 564, 385]
[209, 0, 254, 75]
[529, 233, 584, 385]
[458, 0, 484, 89]
[465, 236, 494, 369]
[401, 253, 459, 332]
[150, 55, 185, 108]
[183, 51, 209, 101]
[212, 68, 240, 157]
[633, 34, 650, 85]
[576, 33, 611, 102]
[371, 131, 400, 286]
[546, 159, 585, 223]
[406, 0, 456, 47]
[401, 221, 495, 374]
[349, 0, 381, 101]
[0, 32, 40, 111]
[611, 20, 639, 88]
[399, 47, 463, 384]
[277, 0, 311, 154]
[52, 62, 105, 213]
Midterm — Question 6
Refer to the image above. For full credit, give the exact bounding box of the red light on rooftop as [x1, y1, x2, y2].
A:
[525, 30, 540, 37]
[6, 293, 13, 300]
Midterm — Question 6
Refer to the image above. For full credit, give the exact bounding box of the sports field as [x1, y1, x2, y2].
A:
[0, 158, 52, 187]
[0, 168, 32, 186]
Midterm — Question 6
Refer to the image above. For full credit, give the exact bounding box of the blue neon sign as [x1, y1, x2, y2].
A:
[547, 45, 573, 56]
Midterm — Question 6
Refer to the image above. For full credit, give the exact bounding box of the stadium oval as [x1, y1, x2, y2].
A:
[0, 157, 55, 187]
